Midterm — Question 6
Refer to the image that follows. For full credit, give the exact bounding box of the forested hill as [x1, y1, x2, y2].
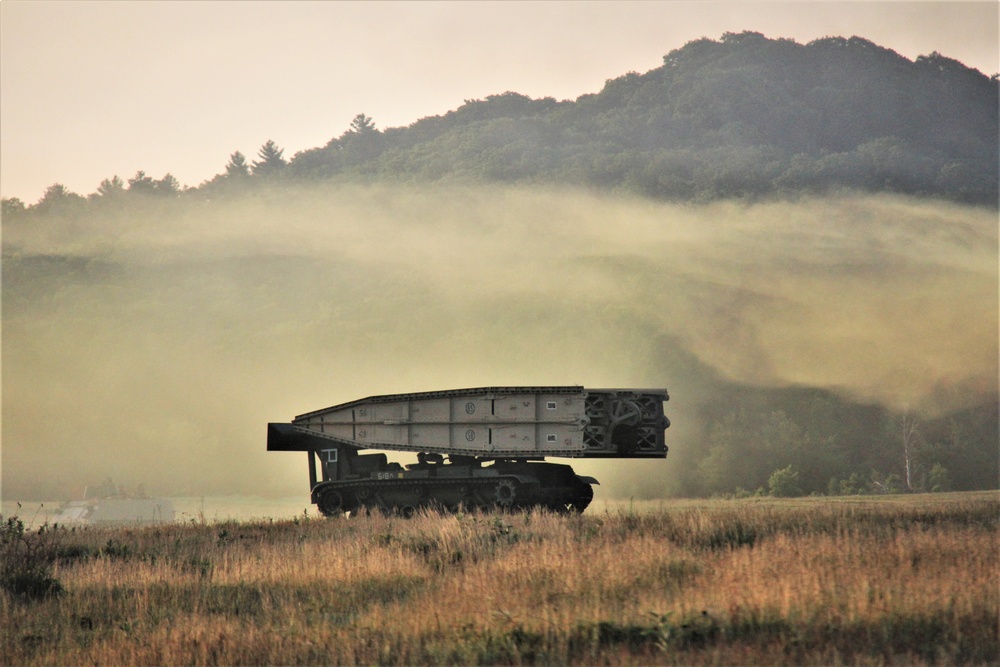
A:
[5, 31, 998, 214]
[290, 32, 998, 204]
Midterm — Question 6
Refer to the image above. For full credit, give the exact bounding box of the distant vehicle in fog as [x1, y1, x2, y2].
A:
[50, 479, 174, 525]
[51, 498, 174, 525]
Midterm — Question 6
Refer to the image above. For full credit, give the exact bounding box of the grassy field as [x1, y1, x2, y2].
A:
[2, 492, 997, 665]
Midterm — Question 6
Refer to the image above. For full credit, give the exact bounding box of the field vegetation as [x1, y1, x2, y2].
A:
[3, 493, 997, 665]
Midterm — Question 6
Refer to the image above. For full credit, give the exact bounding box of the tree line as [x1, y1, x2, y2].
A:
[4, 31, 997, 219]
[671, 383, 997, 498]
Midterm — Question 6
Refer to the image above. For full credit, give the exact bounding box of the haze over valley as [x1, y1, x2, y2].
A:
[4, 186, 996, 500]
[3, 31, 997, 502]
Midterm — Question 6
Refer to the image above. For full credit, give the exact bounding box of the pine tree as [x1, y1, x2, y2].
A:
[252, 140, 287, 178]
[96, 175, 126, 198]
[224, 151, 251, 178]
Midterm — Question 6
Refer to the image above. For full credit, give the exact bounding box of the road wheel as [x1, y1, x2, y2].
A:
[317, 489, 344, 517]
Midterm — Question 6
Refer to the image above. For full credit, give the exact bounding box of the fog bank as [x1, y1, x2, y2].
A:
[3, 185, 996, 500]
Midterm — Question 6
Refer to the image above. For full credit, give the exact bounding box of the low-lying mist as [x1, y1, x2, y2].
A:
[3, 185, 997, 501]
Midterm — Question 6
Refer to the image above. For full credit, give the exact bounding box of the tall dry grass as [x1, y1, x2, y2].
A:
[2, 493, 997, 665]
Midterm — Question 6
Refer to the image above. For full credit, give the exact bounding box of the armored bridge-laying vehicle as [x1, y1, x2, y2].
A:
[268, 386, 669, 516]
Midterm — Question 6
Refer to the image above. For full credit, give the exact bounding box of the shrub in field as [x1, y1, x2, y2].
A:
[869, 470, 905, 494]
[0, 515, 64, 601]
[835, 471, 869, 495]
[927, 463, 952, 492]
[767, 465, 803, 497]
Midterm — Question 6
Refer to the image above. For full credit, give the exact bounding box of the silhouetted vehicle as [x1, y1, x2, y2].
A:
[268, 386, 669, 516]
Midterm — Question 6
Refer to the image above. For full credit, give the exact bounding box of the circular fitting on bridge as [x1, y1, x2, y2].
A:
[610, 399, 643, 428]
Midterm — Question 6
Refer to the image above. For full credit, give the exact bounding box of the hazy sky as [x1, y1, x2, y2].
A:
[1, 1, 997, 203]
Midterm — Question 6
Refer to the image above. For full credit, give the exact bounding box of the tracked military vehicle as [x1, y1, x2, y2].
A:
[268, 386, 669, 516]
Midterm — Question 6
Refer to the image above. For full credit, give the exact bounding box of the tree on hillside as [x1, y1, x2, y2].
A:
[15, 32, 1000, 205]
[95, 175, 126, 199]
[126, 170, 179, 196]
[197, 151, 253, 195]
[1, 197, 27, 219]
[337, 113, 385, 167]
[128, 170, 157, 195]
[155, 173, 180, 196]
[37, 183, 75, 202]
[225, 151, 251, 178]
[287, 114, 381, 178]
[252, 140, 287, 178]
[347, 113, 377, 135]
[34, 183, 86, 212]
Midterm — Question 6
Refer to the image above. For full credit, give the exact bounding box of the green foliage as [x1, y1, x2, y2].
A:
[917, 408, 999, 491]
[767, 465, 803, 497]
[125, 170, 178, 197]
[0, 515, 64, 601]
[826, 469, 907, 496]
[869, 470, 905, 494]
[347, 113, 376, 135]
[127, 170, 156, 194]
[157, 173, 180, 194]
[224, 151, 250, 178]
[839, 471, 870, 495]
[568, 610, 721, 653]
[682, 382, 997, 498]
[251, 139, 287, 178]
[33, 183, 87, 216]
[927, 464, 952, 493]
[18, 32, 998, 210]
[101, 538, 136, 560]
[698, 406, 820, 495]
[1, 196, 27, 218]
[95, 175, 126, 199]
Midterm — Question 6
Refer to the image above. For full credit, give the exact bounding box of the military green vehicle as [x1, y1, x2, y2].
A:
[268, 386, 669, 516]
